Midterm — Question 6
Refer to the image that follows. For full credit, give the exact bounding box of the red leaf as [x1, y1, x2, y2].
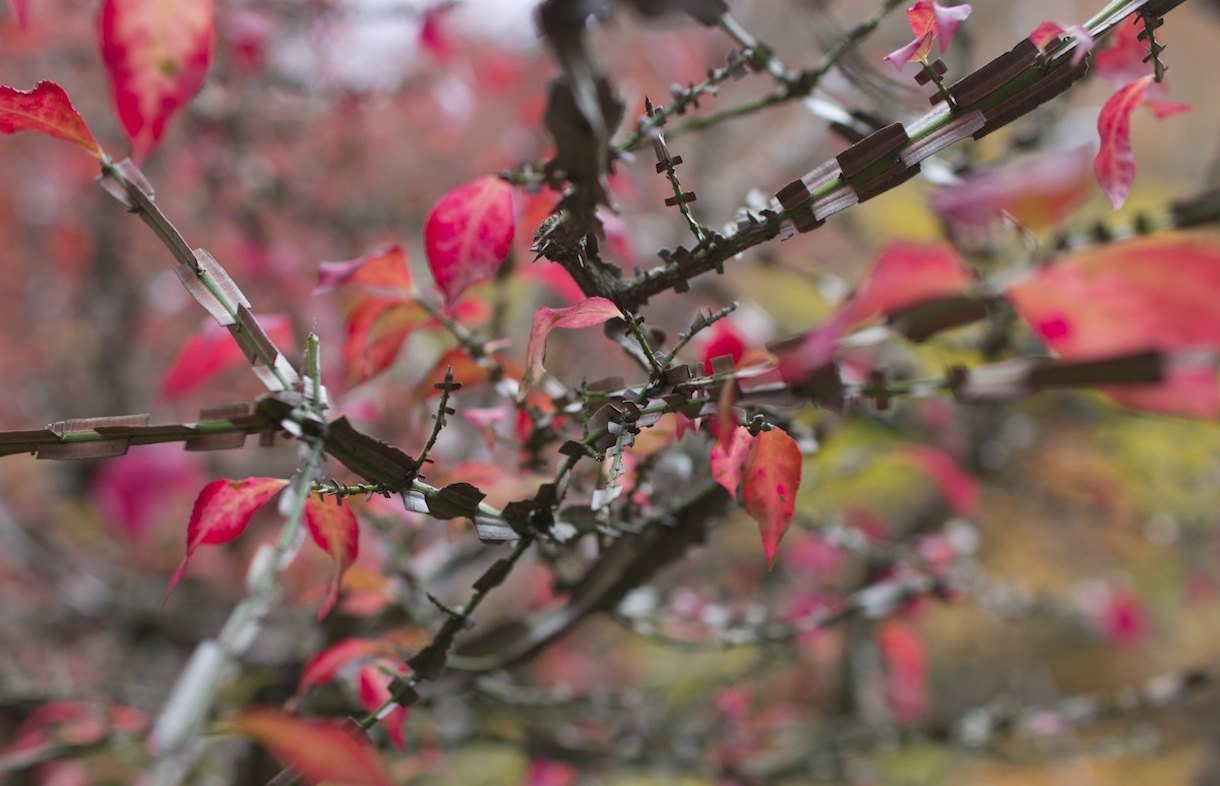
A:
[303, 494, 360, 620]
[1094, 75, 1154, 210]
[229, 709, 393, 786]
[710, 425, 753, 495]
[877, 620, 929, 724]
[0, 81, 104, 159]
[314, 245, 415, 296]
[424, 176, 515, 308]
[1093, 21, 1148, 86]
[884, 1, 971, 70]
[419, 7, 455, 63]
[521, 296, 620, 394]
[166, 477, 288, 599]
[524, 760, 579, 786]
[741, 427, 802, 568]
[8, 0, 29, 27]
[99, 0, 215, 158]
[297, 638, 382, 696]
[1006, 237, 1220, 416]
[342, 297, 430, 386]
[357, 661, 410, 750]
[701, 320, 747, 375]
[161, 314, 293, 399]
[777, 243, 974, 383]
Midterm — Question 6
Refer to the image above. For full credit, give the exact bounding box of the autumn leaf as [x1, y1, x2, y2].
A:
[1028, 21, 1093, 65]
[1095, 75, 1154, 211]
[741, 427, 802, 568]
[7, 0, 29, 28]
[342, 297, 431, 386]
[877, 619, 929, 724]
[710, 425, 753, 495]
[99, 0, 215, 158]
[884, 1, 972, 71]
[931, 147, 1091, 230]
[0, 81, 105, 159]
[228, 709, 393, 786]
[161, 314, 293, 400]
[314, 245, 415, 296]
[297, 638, 383, 696]
[425, 175, 515, 308]
[357, 661, 410, 750]
[1006, 237, 1220, 416]
[898, 445, 978, 514]
[520, 296, 620, 395]
[303, 494, 359, 620]
[166, 477, 288, 599]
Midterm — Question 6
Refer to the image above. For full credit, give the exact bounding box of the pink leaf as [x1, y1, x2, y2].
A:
[1094, 75, 1154, 210]
[357, 661, 410, 750]
[0, 81, 104, 158]
[1093, 21, 1148, 86]
[520, 296, 620, 394]
[99, 0, 215, 158]
[89, 444, 205, 543]
[523, 760, 579, 786]
[161, 314, 293, 400]
[7, 0, 29, 27]
[741, 427, 802, 568]
[710, 425, 754, 495]
[166, 477, 288, 599]
[229, 709, 393, 786]
[884, 1, 971, 70]
[1006, 237, 1220, 416]
[424, 176, 515, 308]
[304, 494, 360, 620]
[314, 245, 415, 296]
[419, 7, 455, 62]
[1028, 21, 1093, 66]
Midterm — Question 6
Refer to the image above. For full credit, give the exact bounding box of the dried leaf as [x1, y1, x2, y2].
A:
[303, 494, 359, 620]
[166, 477, 288, 598]
[228, 709, 392, 786]
[314, 245, 415, 296]
[425, 176, 515, 308]
[0, 81, 104, 158]
[99, 0, 214, 158]
[741, 427, 801, 568]
[521, 296, 620, 394]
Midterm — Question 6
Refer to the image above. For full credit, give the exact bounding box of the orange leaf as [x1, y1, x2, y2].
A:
[314, 244, 415, 296]
[1006, 237, 1220, 416]
[304, 494, 359, 620]
[342, 297, 430, 386]
[228, 709, 393, 786]
[741, 428, 801, 568]
[99, 0, 215, 158]
[0, 81, 104, 159]
[166, 477, 288, 599]
[413, 346, 498, 402]
[520, 296, 620, 395]
[425, 176, 515, 308]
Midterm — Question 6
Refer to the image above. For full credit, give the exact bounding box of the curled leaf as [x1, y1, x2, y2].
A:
[0, 81, 104, 158]
[99, 0, 215, 158]
[304, 494, 359, 620]
[884, 1, 972, 70]
[1094, 75, 1154, 210]
[425, 176, 515, 308]
[520, 296, 620, 395]
[166, 477, 288, 598]
[741, 427, 802, 568]
[228, 709, 393, 786]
